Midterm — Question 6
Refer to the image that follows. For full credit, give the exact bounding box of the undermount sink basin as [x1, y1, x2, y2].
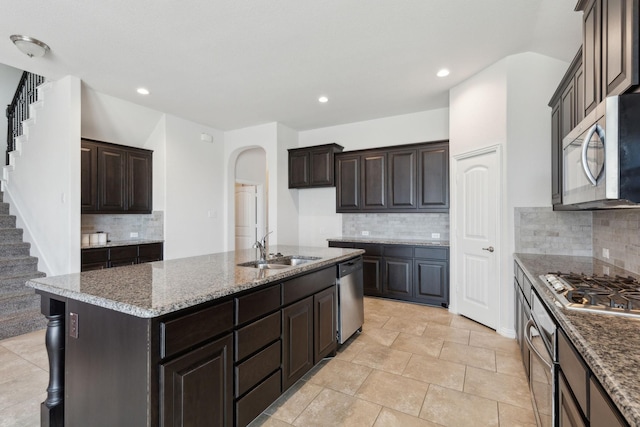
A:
[237, 255, 321, 269]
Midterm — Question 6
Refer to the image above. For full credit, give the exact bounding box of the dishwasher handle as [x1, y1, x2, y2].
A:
[338, 257, 363, 278]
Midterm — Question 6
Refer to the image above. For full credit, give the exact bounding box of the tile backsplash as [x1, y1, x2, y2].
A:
[81, 211, 164, 242]
[514, 207, 592, 256]
[593, 210, 640, 273]
[342, 213, 450, 241]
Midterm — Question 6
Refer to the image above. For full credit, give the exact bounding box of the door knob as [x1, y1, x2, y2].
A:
[482, 246, 494, 253]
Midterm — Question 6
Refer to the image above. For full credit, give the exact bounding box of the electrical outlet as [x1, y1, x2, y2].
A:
[70, 312, 79, 339]
[431, 233, 440, 239]
[130, 232, 139, 238]
[361, 230, 370, 236]
[603, 248, 610, 259]
[603, 265, 610, 275]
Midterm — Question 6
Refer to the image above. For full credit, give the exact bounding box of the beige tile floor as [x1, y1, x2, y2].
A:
[0, 297, 536, 427]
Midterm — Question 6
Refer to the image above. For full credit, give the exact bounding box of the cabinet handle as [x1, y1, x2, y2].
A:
[581, 123, 605, 186]
[482, 246, 494, 253]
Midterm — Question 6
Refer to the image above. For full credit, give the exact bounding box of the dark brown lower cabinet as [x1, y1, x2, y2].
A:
[384, 257, 413, 298]
[590, 377, 626, 427]
[81, 242, 164, 271]
[558, 372, 586, 427]
[282, 296, 314, 391]
[362, 256, 383, 295]
[413, 259, 449, 306]
[314, 286, 337, 364]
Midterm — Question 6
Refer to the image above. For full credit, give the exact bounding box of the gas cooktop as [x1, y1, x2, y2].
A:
[540, 272, 640, 318]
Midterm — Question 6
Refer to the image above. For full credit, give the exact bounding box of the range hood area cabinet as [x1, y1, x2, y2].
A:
[81, 138, 153, 214]
[288, 143, 343, 188]
[335, 141, 449, 213]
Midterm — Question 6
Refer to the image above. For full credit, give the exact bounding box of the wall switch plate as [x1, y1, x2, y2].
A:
[603, 266, 610, 275]
[130, 232, 139, 238]
[70, 312, 79, 339]
[603, 248, 610, 259]
[361, 231, 370, 236]
[431, 233, 440, 239]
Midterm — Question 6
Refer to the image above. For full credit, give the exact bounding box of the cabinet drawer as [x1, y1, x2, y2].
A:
[235, 285, 281, 326]
[138, 243, 163, 262]
[235, 369, 281, 427]
[384, 245, 413, 258]
[558, 330, 588, 416]
[235, 311, 281, 361]
[282, 266, 335, 306]
[415, 247, 448, 260]
[589, 377, 626, 427]
[110, 245, 138, 261]
[161, 300, 234, 359]
[354, 243, 383, 256]
[328, 241, 354, 248]
[81, 248, 109, 264]
[235, 340, 281, 397]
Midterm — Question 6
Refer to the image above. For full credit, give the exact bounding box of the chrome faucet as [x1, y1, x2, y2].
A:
[253, 231, 273, 262]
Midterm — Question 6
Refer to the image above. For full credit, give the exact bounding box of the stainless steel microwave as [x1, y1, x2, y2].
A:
[561, 94, 640, 209]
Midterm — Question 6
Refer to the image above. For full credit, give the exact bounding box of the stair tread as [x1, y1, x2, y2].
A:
[0, 308, 47, 340]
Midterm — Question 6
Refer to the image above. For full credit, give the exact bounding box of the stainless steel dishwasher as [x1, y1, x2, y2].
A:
[337, 256, 364, 344]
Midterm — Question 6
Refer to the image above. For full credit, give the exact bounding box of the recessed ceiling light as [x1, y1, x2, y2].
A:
[137, 88, 150, 95]
[436, 69, 450, 77]
[318, 96, 329, 103]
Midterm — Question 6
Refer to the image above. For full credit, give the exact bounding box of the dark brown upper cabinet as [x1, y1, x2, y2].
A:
[288, 143, 343, 188]
[577, 0, 638, 117]
[335, 141, 449, 213]
[81, 139, 153, 214]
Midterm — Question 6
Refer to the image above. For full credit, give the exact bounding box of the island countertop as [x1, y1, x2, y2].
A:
[27, 245, 363, 319]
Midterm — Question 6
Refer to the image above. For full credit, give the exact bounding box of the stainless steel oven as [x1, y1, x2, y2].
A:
[525, 288, 557, 427]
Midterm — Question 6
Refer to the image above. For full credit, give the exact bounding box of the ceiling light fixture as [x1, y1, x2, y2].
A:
[318, 96, 329, 103]
[436, 69, 450, 78]
[137, 88, 150, 95]
[10, 35, 50, 58]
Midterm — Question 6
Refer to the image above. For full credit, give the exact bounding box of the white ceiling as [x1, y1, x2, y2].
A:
[1, 0, 582, 132]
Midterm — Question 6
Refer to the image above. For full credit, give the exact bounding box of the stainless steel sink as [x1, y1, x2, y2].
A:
[237, 255, 321, 269]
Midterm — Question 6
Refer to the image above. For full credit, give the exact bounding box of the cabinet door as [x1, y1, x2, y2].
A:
[314, 286, 337, 363]
[551, 102, 562, 205]
[602, 0, 638, 98]
[289, 151, 310, 188]
[558, 373, 587, 427]
[97, 146, 127, 212]
[589, 377, 626, 427]
[362, 153, 387, 210]
[561, 77, 576, 137]
[127, 149, 153, 213]
[418, 144, 449, 211]
[336, 154, 361, 212]
[160, 334, 233, 427]
[138, 242, 164, 264]
[413, 259, 449, 307]
[282, 296, 314, 390]
[575, 63, 585, 125]
[388, 149, 417, 209]
[80, 141, 98, 212]
[583, 0, 601, 117]
[384, 257, 413, 299]
[310, 148, 333, 187]
[362, 256, 383, 296]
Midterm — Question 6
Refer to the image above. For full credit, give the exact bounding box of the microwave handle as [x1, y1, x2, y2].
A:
[524, 319, 552, 370]
[581, 123, 605, 186]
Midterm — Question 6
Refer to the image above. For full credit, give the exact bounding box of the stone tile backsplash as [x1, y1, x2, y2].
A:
[342, 213, 450, 241]
[514, 207, 592, 256]
[593, 210, 640, 273]
[81, 211, 164, 242]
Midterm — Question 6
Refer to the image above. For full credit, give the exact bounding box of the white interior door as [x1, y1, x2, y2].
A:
[454, 147, 500, 329]
[235, 184, 257, 250]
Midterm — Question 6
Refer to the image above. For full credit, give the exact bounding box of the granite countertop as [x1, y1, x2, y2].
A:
[81, 239, 165, 250]
[28, 245, 363, 319]
[328, 237, 449, 247]
[514, 253, 640, 426]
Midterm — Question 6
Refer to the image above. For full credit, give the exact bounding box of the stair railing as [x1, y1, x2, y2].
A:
[6, 71, 45, 165]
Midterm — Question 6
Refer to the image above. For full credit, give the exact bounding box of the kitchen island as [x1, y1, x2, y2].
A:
[27, 245, 363, 427]
[515, 253, 640, 426]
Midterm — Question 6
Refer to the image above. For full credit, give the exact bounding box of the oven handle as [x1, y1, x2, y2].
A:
[580, 123, 605, 186]
[524, 319, 552, 370]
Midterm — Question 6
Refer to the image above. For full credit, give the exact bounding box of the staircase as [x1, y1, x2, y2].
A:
[0, 191, 46, 340]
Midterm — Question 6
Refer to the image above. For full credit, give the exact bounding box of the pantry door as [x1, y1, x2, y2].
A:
[453, 146, 501, 329]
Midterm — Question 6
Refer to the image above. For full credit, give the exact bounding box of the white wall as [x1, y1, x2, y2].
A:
[4, 76, 82, 275]
[449, 52, 569, 336]
[0, 64, 24, 157]
[236, 148, 266, 184]
[296, 109, 450, 247]
[164, 115, 225, 259]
